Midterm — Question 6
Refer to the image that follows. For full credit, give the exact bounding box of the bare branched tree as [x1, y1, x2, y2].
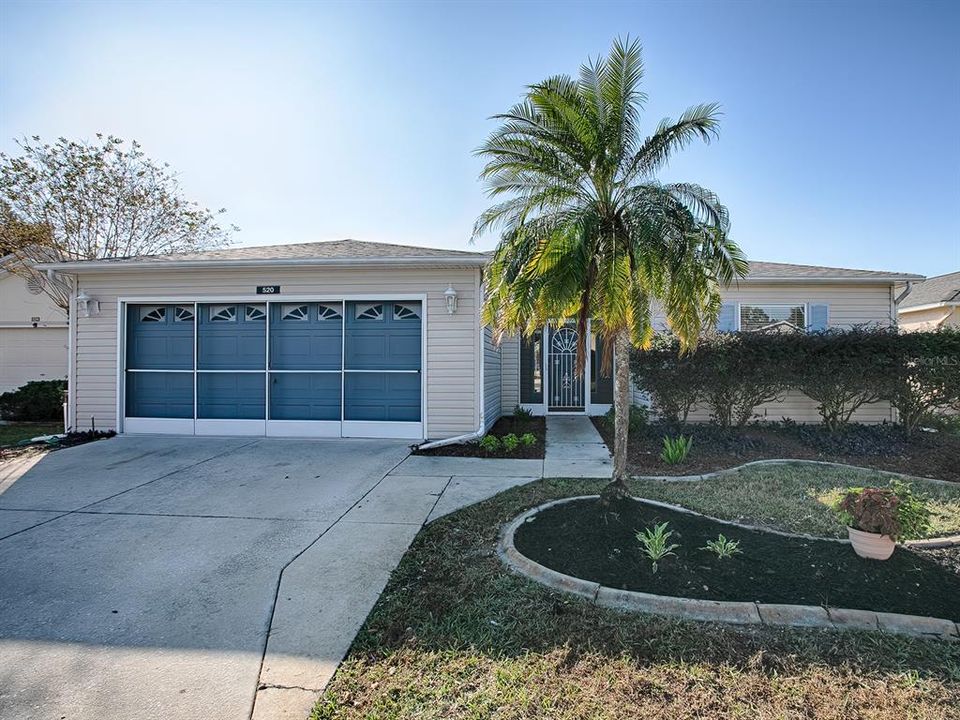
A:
[0, 135, 236, 313]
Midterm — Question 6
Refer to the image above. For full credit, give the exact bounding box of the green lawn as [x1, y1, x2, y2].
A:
[312, 478, 959, 720]
[0, 422, 62, 448]
[631, 464, 960, 540]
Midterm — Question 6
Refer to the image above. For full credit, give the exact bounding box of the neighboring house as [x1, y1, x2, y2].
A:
[897, 271, 960, 331]
[40, 241, 922, 440]
[0, 255, 69, 393]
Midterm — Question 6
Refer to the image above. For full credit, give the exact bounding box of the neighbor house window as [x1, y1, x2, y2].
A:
[740, 304, 805, 332]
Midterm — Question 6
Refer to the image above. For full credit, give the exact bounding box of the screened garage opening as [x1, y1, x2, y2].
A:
[122, 300, 423, 439]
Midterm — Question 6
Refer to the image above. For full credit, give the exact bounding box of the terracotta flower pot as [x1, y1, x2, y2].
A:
[847, 527, 896, 560]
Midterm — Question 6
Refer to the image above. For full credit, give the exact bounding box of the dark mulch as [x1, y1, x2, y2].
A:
[513, 496, 960, 620]
[413, 416, 545, 459]
[593, 417, 960, 482]
[0, 429, 116, 461]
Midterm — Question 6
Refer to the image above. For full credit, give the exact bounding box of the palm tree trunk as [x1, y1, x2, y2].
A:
[607, 328, 632, 498]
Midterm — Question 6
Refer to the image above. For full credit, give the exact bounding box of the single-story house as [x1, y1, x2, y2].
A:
[39, 240, 923, 440]
[0, 255, 69, 393]
[898, 271, 960, 331]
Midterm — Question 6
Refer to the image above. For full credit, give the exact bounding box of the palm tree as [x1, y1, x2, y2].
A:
[476, 37, 747, 496]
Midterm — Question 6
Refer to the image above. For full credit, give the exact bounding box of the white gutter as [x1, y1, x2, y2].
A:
[36, 255, 490, 272]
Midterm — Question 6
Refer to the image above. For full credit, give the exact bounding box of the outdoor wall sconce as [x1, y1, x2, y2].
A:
[444, 284, 458, 315]
[76, 290, 100, 318]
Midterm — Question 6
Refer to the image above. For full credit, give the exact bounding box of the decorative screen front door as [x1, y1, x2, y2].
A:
[547, 324, 585, 411]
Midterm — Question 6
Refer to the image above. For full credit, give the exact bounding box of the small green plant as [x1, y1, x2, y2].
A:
[660, 435, 693, 465]
[478, 435, 501, 453]
[520, 432, 537, 447]
[635, 522, 680, 573]
[501, 433, 520, 452]
[701, 534, 742, 559]
[513, 405, 534, 421]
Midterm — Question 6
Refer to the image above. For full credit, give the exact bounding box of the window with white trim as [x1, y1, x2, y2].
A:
[739, 304, 805, 332]
[245, 304, 266, 321]
[174, 306, 194, 322]
[355, 303, 383, 321]
[317, 303, 342, 321]
[281, 304, 308, 321]
[209, 304, 237, 322]
[140, 306, 166, 323]
[393, 303, 420, 320]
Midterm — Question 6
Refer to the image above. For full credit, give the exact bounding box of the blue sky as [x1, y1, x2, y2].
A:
[1, 0, 957, 275]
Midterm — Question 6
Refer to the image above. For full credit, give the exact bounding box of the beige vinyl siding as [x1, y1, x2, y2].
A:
[899, 305, 959, 331]
[500, 334, 520, 412]
[649, 282, 897, 424]
[483, 327, 502, 430]
[71, 266, 480, 438]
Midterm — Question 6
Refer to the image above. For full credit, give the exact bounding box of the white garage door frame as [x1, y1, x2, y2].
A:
[116, 294, 427, 440]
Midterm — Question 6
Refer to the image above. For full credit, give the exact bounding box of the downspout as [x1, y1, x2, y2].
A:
[417, 271, 487, 450]
[893, 281, 914, 324]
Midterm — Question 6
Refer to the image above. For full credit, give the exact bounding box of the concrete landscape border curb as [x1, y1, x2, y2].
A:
[630, 458, 960, 549]
[497, 496, 960, 641]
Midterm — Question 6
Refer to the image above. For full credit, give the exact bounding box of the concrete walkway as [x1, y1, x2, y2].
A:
[543, 416, 612, 479]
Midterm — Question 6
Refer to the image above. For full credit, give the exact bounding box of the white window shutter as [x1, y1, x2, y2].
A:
[717, 303, 737, 332]
[809, 303, 829, 331]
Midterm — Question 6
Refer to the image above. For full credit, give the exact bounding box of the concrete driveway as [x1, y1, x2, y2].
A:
[0, 436, 420, 720]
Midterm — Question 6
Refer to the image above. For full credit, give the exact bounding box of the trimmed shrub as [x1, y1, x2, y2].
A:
[879, 328, 960, 433]
[0, 380, 67, 422]
[630, 334, 703, 424]
[782, 327, 890, 431]
[697, 332, 789, 427]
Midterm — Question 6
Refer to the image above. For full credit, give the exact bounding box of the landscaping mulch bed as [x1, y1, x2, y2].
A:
[513, 496, 960, 620]
[0, 429, 116, 462]
[314, 478, 960, 720]
[593, 418, 960, 482]
[413, 416, 545, 459]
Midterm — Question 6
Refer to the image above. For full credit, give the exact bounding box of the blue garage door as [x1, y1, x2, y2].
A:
[343, 301, 421, 422]
[124, 299, 422, 436]
[125, 304, 194, 418]
[196, 303, 266, 419]
[269, 302, 343, 421]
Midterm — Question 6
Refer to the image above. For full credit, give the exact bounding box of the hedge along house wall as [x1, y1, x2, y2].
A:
[498, 282, 901, 423]
[644, 282, 899, 424]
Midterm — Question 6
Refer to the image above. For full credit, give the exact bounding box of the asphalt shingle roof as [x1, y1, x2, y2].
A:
[899, 271, 960, 308]
[40, 239, 923, 282]
[743, 260, 921, 281]
[99, 239, 488, 263]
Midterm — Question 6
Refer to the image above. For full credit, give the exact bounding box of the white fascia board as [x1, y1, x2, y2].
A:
[899, 301, 959, 313]
[36, 256, 490, 272]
